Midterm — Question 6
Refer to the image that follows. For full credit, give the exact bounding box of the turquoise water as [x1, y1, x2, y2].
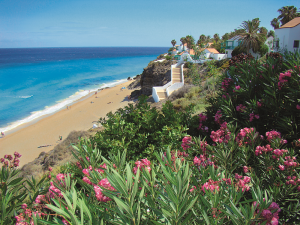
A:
[0, 47, 168, 132]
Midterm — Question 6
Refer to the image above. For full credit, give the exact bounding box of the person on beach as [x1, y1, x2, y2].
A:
[59, 135, 62, 141]
[1, 132, 4, 138]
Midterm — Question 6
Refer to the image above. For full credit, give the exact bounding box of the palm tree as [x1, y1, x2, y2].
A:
[213, 34, 220, 43]
[185, 35, 195, 49]
[271, 18, 280, 29]
[259, 27, 268, 36]
[199, 34, 206, 42]
[180, 37, 187, 45]
[237, 18, 265, 54]
[222, 33, 229, 41]
[277, 6, 300, 26]
[206, 35, 211, 42]
[171, 39, 176, 47]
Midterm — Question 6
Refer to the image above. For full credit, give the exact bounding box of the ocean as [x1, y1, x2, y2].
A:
[0, 47, 168, 133]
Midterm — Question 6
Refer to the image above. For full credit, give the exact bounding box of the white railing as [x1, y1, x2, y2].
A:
[166, 82, 184, 96]
[180, 63, 184, 83]
[152, 62, 185, 102]
[152, 87, 160, 103]
[152, 81, 172, 102]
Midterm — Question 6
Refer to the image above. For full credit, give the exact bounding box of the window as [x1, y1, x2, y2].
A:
[294, 40, 299, 48]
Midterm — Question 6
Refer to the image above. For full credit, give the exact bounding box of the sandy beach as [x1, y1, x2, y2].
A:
[0, 81, 135, 167]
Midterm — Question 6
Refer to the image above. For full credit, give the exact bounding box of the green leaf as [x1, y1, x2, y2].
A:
[113, 197, 133, 219]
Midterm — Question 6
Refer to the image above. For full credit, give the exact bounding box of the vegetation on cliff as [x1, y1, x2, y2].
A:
[2, 50, 300, 224]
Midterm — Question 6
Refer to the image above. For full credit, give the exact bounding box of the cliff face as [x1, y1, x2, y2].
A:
[140, 60, 173, 95]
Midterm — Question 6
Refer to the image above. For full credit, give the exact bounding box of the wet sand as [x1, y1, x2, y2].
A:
[0, 81, 134, 167]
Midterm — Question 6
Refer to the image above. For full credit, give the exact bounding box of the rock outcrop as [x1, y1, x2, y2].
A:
[140, 60, 174, 95]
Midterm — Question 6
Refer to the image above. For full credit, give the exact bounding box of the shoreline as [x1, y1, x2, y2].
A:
[0, 78, 130, 136]
[0, 80, 136, 167]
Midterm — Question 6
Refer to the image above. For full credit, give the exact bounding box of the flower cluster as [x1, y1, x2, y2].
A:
[210, 122, 231, 144]
[202, 179, 220, 193]
[278, 69, 292, 90]
[255, 145, 273, 156]
[265, 130, 287, 145]
[253, 201, 281, 225]
[285, 175, 300, 188]
[236, 104, 246, 112]
[94, 178, 117, 202]
[249, 113, 259, 122]
[94, 185, 111, 202]
[214, 110, 222, 125]
[15, 200, 47, 225]
[280, 156, 299, 171]
[133, 158, 151, 175]
[235, 127, 258, 146]
[194, 155, 215, 168]
[234, 173, 251, 192]
[221, 78, 232, 91]
[0, 152, 22, 168]
[198, 113, 208, 132]
[181, 136, 194, 150]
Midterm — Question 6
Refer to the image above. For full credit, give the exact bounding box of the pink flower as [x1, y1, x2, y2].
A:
[279, 165, 285, 170]
[214, 110, 222, 125]
[21, 203, 27, 209]
[235, 85, 241, 90]
[181, 136, 194, 150]
[243, 176, 251, 183]
[257, 101, 262, 107]
[82, 177, 92, 185]
[189, 186, 197, 192]
[297, 105, 300, 110]
[141, 158, 151, 166]
[243, 166, 248, 173]
[82, 169, 90, 176]
[35, 195, 45, 204]
[14, 152, 22, 158]
[94, 185, 111, 202]
[56, 173, 65, 181]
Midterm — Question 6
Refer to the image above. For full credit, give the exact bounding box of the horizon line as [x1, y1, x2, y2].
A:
[0, 46, 170, 49]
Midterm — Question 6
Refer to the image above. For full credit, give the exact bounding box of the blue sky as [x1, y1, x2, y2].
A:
[0, 0, 298, 48]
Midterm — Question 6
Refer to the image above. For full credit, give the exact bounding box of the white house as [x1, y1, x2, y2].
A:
[221, 36, 242, 58]
[274, 17, 300, 53]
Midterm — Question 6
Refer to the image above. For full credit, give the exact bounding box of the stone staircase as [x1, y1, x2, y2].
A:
[156, 65, 183, 101]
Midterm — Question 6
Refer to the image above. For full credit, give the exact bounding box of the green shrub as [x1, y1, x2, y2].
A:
[231, 45, 246, 57]
[200, 51, 300, 143]
[90, 95, 194, 162]
[165, 55, 172, 60]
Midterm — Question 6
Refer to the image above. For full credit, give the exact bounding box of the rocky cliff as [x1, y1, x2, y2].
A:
[140, 60, 174, 95]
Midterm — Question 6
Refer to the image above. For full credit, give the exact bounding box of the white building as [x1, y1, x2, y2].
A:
[274, 17, 300, 53]
[221, 36, 242, 58]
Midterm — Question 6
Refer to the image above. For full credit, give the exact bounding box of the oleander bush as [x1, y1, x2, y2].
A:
[199, 51, 300, 143]
[10, 127, 300, 224]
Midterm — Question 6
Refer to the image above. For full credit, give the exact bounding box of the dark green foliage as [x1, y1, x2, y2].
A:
[165, 55, 172, 60]
[231, 45, 247, 57]
[257, 43, 269, 56]
[229, 53, 254, 68]
[91, 95, 194, 161]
